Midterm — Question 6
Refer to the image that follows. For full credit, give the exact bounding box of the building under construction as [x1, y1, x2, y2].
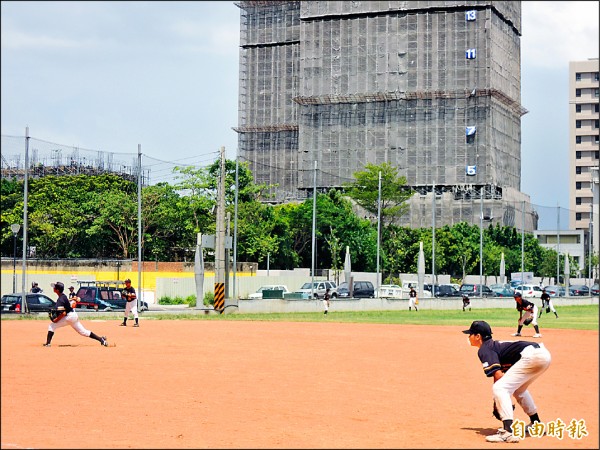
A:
[234, 1, 536, 231]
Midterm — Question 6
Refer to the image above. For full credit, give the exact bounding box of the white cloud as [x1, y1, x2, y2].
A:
[522, 1, 599, 69]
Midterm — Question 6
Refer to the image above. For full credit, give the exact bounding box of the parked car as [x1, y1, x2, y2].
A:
[459, 284, 494, 297]
[569, 285, 590, 296]
[514, 284, 543, 298]
[1, 292, 56, 314]
[509, 280, 522, 289]
[75, 280, 149, 311]
[592, 283, 599, 296]
[248, 285, 290, 299]
[543, 285, 566, 297]
[296, 280, 338, 299]
[337, 281, 375, 298]
[424, 284, 461, 297]
[375, 284, 402, 298]
[493, 287, 516, 298]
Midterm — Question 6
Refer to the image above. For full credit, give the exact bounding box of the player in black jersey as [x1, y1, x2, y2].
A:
[463, 320, 551, 443]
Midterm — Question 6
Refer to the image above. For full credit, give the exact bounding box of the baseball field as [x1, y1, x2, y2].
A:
[1, 310, 598, 449]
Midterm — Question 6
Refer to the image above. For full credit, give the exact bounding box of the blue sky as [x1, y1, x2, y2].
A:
[1, 1, 598, 212]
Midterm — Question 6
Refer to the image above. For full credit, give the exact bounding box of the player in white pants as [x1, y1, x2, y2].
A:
[512, 292, 542, 338]
[539, 289, 559, 318]
[120, 278, 139, 327]
[463, 320, 552, 443]
[44, 281, 108, 347]
[408, 286, 418, 311]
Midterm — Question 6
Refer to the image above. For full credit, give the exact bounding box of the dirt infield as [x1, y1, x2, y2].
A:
[1, 319, 598, 449]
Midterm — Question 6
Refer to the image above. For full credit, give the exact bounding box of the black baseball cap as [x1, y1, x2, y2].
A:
[124, 278, 131, 283]
[51, 281, 65, 290]
[513, 291, 522, 298]
[462, 320, 492, 338]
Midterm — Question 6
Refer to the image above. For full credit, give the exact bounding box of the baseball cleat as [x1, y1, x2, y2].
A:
[120, 322, 126, 326]
[532, 333, 542, 338]
[511, 333, 521, 336]
[43, 343, 51, 347]
[485, 429, 520, 443]
[133, 323, 139, 327]
[101, 336, 108, 347]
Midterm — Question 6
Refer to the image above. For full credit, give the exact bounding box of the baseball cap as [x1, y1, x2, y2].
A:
[51, 281, 65, 290]
[69, 286, 74, 289]
[124, 278, 131, 283]
[513, 291, 522, 298]
[462, 320, 493, 338]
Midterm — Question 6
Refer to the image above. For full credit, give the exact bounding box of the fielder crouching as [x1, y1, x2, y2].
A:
[463, 320, 552, 443]
[44, 281, 108, 347]
[512, 292, 542, 338]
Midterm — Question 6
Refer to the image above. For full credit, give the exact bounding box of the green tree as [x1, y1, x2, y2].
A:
[343, 162, 414, 227]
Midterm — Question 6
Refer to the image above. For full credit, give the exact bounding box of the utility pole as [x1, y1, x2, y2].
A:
[214, 146, 226, 312]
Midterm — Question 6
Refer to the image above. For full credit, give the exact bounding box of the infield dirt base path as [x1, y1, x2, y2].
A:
[1, 319, 598, 449]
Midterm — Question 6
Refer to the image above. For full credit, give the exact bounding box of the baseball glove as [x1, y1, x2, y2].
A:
[48, 308, 66, 323]
[492, 402, 516, 421]
[546, 307, 550, 314]
[523, 317, 533, 325]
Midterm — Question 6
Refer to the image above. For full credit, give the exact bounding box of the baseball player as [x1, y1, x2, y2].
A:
[43, 281, 108, 347]
[463, 320, 551, 443]
[323, 288, 331, 315]
[30, 281, 42, 293]
[538, 289, 558, 318]
[512, 292, 542, 338]
[462, 293, 471, 311]
[68, 286, 78, 309]
[408, 286, 418, 311]
[120, 278, 139, 327]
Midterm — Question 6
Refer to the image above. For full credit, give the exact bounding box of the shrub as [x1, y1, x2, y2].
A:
[203, 291, 214, 307]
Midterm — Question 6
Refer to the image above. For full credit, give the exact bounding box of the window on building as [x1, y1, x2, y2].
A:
[576, 166, 582, 175]
[595, 151, 599, 159]
[576, 104, 582, 113]
[576, 120, 582, 128]
[576, 89, 581, 97]
[596, 88, 599, 98]
[576, 151, 582, 159]
[576, 182, 582, 190]
[595, 119, 599, 129]
[595, 136, 599, 145]
[576, 73, 582, 81]
[576, 212, 582, 221]
[576, 136, 582, 144]
[596, 104, 600, 113]
[576, 197, 582, 205]
[595, 72, 600, 81]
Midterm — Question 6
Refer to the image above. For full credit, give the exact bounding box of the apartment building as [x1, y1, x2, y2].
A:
[235, 1, 535, 231]
[568, 58, 599, 272]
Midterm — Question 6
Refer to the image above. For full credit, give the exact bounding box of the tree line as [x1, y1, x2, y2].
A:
[0, 160, 585, 283]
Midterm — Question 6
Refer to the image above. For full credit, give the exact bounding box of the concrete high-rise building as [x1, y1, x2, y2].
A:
[235, 1, 535, 231]
[568, 58, 599, 269]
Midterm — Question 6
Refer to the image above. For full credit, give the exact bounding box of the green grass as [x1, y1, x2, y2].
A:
[4, 305, 597, 330]
[141, 305, 598, 330]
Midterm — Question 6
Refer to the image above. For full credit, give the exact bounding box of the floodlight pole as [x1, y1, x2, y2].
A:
[11, 224, 20, 292]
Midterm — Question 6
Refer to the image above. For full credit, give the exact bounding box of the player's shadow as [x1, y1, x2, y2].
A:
[461, 427, 500, 436]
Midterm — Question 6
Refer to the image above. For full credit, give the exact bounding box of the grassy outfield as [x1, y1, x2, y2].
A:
[146, 305, 598, 329]
[3, 305, 598, 330]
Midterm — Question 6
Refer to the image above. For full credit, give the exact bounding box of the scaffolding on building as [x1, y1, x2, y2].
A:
[235, 1, 536, 230]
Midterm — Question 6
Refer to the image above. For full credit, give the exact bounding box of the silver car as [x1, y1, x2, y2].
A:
[296, 281, 338, 299]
